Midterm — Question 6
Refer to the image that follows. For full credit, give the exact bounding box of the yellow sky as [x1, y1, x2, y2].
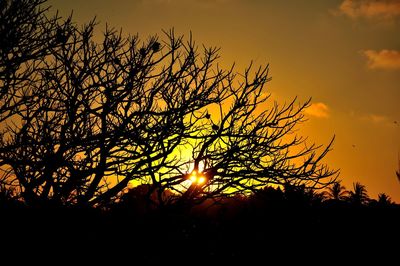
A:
[48, 0, 400, 201]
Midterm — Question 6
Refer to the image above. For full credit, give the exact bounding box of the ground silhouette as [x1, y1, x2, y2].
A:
[1, 182, 400, 263]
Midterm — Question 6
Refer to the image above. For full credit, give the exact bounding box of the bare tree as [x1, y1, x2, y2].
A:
[0, 0, 71, 122]
[0, 0, 72, 199]
[0, 0, 337, 207]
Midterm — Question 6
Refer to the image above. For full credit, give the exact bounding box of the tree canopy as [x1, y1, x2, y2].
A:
[0, 0, 337, 207]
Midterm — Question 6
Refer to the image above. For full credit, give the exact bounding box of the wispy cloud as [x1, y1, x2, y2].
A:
[363, 114, 389, 123]
[362, 49, 400, 70]
[305, 102, 330, 118]
[351, 111, 397, 126]
[360, 114, 397, 127]
[338, 0, 400, 19]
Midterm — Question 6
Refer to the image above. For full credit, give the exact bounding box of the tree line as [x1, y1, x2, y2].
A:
[116, 179, 396, 215]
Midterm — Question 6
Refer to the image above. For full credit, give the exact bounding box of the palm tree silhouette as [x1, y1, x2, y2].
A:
[326, 180, 348, 201]
[348, 182, 369, 206]
[377, 193, 392, 206]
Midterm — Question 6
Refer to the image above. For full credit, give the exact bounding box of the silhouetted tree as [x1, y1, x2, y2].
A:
[282, 183, 326, 207]
[252, 186, 284, 204]
[0, 0, 73, 204]
[326, 180, 348, 201]
[0, 0, 337, 207]
[347, 182, 369, 206]
[377, 193, 393, 206]
[117, 184, 175, 214]
[0, 0, 70, 122]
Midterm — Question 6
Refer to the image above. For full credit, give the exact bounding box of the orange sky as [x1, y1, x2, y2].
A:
[48, 0, 400, 201]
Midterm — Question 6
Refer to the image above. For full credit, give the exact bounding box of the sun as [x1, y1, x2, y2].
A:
[188, 170, 207, 185]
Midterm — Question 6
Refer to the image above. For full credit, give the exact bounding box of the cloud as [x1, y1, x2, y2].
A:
[351, 111, 396, 126]
[339, 0, 400, 19]
[361, 114, 394, 126]
[367, 114, 389, 123]
[305, 102, 330, 118]
[362, 49, 400, 70]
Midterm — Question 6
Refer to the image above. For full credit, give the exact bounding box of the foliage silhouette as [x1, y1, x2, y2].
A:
[326, 180, 348, 201]
[1, 174, 399, 263]
[347, 182, 369, 206]
[0, 0, 337, 207]
[376, 192, 393, 206]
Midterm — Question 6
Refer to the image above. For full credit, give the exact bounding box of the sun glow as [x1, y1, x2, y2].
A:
[188, 170, 207, 185]
[190, 175, 197, 183]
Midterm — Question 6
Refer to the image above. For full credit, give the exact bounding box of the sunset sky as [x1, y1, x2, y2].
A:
[48, 0, 400, 201]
